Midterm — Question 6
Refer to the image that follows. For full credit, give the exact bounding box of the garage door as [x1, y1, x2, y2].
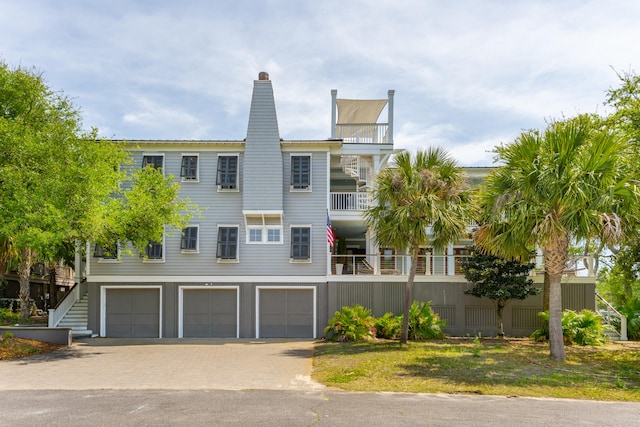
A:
[182, 289, 238, 338]
[258, 289, 314, 338]
[105, 288, 160, 338]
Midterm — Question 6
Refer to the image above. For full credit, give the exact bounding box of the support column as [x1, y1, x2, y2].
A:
[331, 89, 337, 139]
[387, 90, 395, 144]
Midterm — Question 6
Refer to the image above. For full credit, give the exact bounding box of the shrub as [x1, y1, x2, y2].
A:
[374, 312, 402, 339]
[324, 305, 375, 342]
[531, 310, 607, 346]
[618, 300, 640, 340]
[404, 301, 445, 340]
[0, 307, 22, 326]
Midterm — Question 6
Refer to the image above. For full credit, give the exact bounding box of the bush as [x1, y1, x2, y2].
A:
[405, 301, 445, 340]
[618, 300, 640, 340]
[0, 307, 22, 326]
[531, 310, 607, 346]
[374, 312, 402, 339]
[324, 305, 375, 342]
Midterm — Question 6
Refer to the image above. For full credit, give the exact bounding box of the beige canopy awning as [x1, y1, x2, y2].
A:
[336, 98, 387, 124]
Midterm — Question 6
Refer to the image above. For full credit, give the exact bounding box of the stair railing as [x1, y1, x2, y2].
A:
[48, 281, 81, 328]
[595, 292, 627, 341]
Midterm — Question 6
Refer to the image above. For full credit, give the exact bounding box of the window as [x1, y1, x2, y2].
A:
[94, 243, 118, 260]
[142, 154, 164, 170]
[290, 155, 311, 191]
[248, 228, 262, 243]
[180, 154, 199, 181]
[217, 226, 238, 261]
[243, 211, 283, 244]
[145, 240, 163, 261]
[290, 227, 311, 261]
[267, 228, 280, 242]
[181, 226, 199, 253]
[217, 155, 238, 190]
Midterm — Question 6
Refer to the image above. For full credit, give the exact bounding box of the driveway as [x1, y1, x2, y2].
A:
[0, 338, 325, 391]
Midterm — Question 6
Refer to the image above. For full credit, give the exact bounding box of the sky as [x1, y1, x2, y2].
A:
[1, 0, 639, 166]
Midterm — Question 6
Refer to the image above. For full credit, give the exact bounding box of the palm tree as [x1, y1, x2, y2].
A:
[475, 114, 637, 361]
[365, 148, 474, 344]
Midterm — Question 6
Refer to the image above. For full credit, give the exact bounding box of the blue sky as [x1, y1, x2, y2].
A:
[1, 0, 638, 166]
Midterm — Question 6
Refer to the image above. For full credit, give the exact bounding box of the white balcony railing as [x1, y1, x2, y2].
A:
[331, 192, 372, 211]
[331, 254, 468, 276]
[335, 123, 389, 144]
[330, 254, 597, 277]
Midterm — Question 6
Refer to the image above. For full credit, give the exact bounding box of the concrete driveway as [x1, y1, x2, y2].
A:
[0, 338, 325, 391]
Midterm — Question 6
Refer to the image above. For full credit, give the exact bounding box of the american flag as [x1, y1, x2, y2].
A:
[327, 213, 335, 247]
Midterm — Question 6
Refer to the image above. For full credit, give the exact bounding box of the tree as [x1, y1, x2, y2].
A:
[0, 62, 195, 318]
[475, 114, 637, 361]
[365, 148, 474, 344]
[460, 246, 539, 337]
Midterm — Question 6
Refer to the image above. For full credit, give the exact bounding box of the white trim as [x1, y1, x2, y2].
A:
[142, 152, 165, 176]
[85, 241, 90, 276]
[290, 224, 312, 263]
[100, 285, 163, 338]
[142, 235, 165, 263]
[88, 275, 328, 283]
[95, 242, 122, 264]
[178, 285, 240, 338]
[255, 286, 317, 339]
[180, 224, 200, 254]
[216, 153, 240, 192]
[180, 153, 200, 183]
[216, 224, 240, 262]
[289, 153, 312, 192]
[243, 211, 283, 244]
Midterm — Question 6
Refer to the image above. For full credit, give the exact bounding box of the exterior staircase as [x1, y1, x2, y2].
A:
[341, 155, 373, 191]
[56, 293, 92, 337]
[595, 293, 627, 341]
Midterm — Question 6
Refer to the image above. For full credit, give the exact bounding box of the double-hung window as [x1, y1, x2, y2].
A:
[217, 155, 238, 190]
[217, 226, 238, 261]
[180, 154, 199, 182]
[290, 226, 311, 261]
[145, 240, 164, 262]
[290, 155, 311, 191]
[181, 226, 199, 253]
[142, 154, 164, 170]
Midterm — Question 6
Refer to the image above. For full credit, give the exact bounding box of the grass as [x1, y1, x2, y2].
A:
[312, 338, 640, 401]
[0, 334, 63, 360]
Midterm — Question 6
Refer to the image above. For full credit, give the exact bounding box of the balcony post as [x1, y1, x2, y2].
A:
[387, 90, 394, 144]
[331, 89, 337, 139]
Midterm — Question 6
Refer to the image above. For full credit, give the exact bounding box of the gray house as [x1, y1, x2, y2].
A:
[49, 72, 598, 338]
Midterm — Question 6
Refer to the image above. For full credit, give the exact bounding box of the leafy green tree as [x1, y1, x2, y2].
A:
[605, 69, 640, 149]
[475, 114, 638, 361]
[460, 246, 539, 337]
[0, 62, 195, 318]
[365, 148, 474, 344]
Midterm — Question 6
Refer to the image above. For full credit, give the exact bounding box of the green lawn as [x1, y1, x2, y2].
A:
[312, 338, 640, 401]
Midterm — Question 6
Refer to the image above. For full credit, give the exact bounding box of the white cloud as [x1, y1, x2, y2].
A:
[2, 0, 640, 162]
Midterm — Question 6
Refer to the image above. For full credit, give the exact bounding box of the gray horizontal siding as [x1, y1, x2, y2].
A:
[90, 149, 330, 277]
[243, 79, 283, 211]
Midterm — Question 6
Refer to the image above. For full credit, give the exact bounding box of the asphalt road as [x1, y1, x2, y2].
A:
[1, 339, 638, 426]
[3, 389, 640, 426]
